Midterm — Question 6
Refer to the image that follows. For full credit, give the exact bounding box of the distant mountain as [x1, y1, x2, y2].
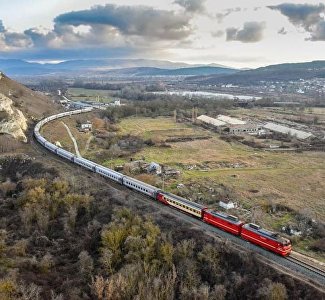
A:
[5, 58, 324, 81]
[100, 66, 238, 76]
[0, 58, 236, 76]
[190, 60, 325, 85]
[0, 59, 55, 75]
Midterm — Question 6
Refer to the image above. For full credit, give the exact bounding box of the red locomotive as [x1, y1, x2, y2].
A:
[241, 223, 292, 256]
[203, 209, 244, 235]
[156, 192, 291, 256]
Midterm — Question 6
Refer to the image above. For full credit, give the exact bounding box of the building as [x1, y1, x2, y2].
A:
[217, 115, 246, 125]
[263, 122, 313, 140]
[197, 115, 226, 127]
[114, 99, 121, 106]
[228, 123, 263, 135]
[79, 121, 92, 132]
[219, 200, 235, 210]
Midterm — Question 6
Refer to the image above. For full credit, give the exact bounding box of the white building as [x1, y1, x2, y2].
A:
[228, 123, 263, 135]
[114, 99, 121, 106]
[263, 122, 313, 140]
[219, 200, 235, 210]
[217, 115, 246, 125]
[79, 121, 92, 132]
[197, 115, 226, 127]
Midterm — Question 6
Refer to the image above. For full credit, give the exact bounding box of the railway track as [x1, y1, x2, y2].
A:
[30, 113, 325, 291]
[286, 256, 325, 279]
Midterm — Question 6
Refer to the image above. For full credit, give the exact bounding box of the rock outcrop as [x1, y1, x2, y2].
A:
[0, 92, 28, 142]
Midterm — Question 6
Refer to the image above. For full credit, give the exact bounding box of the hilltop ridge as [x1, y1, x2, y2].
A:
[0, 72, 59, 143]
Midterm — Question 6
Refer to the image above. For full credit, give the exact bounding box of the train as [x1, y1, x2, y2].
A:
[34, 108, 292, 256]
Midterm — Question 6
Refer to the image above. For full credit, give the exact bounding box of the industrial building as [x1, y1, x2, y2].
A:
[197, 115, 226, 127]
[263, 122, 313, 140]
[216, 115, 246, 125]
[228, 123, 263, 135]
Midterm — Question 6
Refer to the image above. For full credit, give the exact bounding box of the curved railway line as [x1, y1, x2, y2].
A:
[33, 108, 325, 290]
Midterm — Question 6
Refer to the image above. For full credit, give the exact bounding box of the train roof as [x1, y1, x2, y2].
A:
[161, 192, 206, 210]
[205, 209, 244, 225]
[123, 176, 159, 191]
[96, 165, 123, 177]
[243, 223, 290, 244]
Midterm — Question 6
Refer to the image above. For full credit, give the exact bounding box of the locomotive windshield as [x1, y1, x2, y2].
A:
[282, 240, 291, 246]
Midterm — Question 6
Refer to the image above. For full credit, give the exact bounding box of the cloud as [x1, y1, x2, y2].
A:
[0, 20, 5, 33]
[226, 22, 266, 43]
[278, 27, 287, 35]
[268, 3, 325, 41]
[54, 4, 192, 40]
[0, 3, 196, 58]
[211, 30, 224, 38]
[0, 20, 32, 51]
[310, 21, 325, 41]
[174, 0, 206, 14]
[3, 32, 32, 48]
[24, 27, 57, 48]
[216, 7, 241, 23]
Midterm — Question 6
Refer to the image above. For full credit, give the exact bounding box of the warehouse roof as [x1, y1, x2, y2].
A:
[197, 115, 226, 126]
[217, 115, 246, 125]
[263, 122, 313, 140]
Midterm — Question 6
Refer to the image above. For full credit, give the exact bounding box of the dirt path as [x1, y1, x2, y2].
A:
[61, 121, 81, 157]
[84, 135, 94, 154]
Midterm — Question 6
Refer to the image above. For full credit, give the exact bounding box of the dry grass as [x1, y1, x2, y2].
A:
[0, 74, 60, 119]
[115, 117, 325, 221]
[230, 107, 325, 125]
[41, 113, 94, 155]
[42, 115, 325, 221]
[68, 88, 115, 103]
[118, 117, 204, 138]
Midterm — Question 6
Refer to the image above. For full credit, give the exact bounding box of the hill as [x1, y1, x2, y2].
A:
[0, 72, 59, 144]
[0, 59, 236, 76]
[190, 60, 325, 85]
[100, 66, 238, 76]
[0, 72, 59, 119]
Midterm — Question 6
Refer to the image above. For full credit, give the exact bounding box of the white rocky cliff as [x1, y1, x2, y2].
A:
[0, 82, 28, 142]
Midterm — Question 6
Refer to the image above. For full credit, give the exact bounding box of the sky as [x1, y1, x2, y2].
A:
[1, 0, 325, 68]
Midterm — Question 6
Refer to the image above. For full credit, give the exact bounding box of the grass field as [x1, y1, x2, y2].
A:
[230, 107, 325, 124]
[42, 115, 325, 223]
[67, 88, 116, 103]
[111, 117, 325, 222]
[41, 113, 94, 156]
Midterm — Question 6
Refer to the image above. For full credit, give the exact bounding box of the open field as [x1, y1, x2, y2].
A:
[67, 87, 116, 103]
[42, 115, 325, 222]
[41, 113, 94, 156]
[229, 107, 325, 126]
[118, 117, 211, 140]
[110, 117, 325, 221]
